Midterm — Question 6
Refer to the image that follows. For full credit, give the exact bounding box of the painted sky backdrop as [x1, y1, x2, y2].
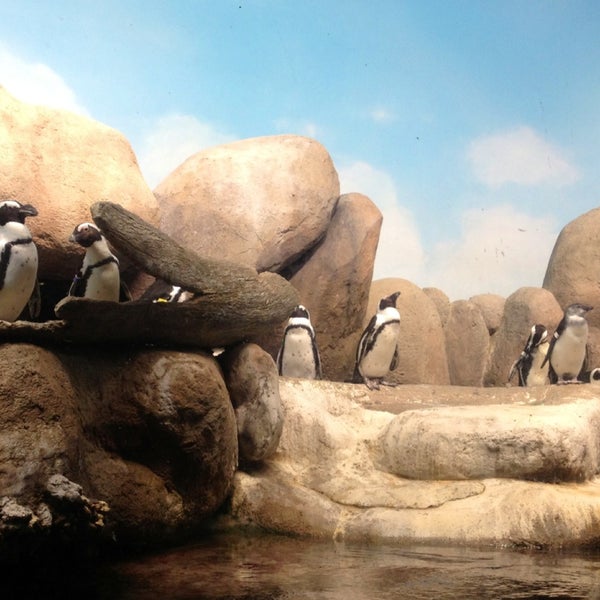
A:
[0, 1, 598, 300]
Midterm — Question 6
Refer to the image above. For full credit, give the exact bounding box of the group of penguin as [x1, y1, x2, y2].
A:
[2, 197, 596, 389]
[277, 291, 402, 390]
[0, 199, 121, 322]
[509, 303, 597, 386]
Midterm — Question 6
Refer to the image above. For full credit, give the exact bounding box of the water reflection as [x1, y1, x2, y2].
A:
[107, 533, 600, 599]
[8, 532, 600, 599]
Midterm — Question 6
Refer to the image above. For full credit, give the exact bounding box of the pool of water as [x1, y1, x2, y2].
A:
[8, 532, 600, 599]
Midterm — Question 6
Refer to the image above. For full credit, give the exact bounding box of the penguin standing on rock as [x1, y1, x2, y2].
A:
[68, 222, 120, 302]
[277, 305, 322, 379]
[508, 324, 550, 386]
[0, 200, 38, 321]
[354, 291, 401, 390]
[542, 303, 593, 384]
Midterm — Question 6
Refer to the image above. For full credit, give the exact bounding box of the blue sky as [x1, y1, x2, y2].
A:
[0, 1, 598, 300]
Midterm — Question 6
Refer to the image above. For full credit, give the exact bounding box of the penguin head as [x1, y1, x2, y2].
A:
[590, 368, 600, 384]
[0, 200, 38, 226]
[527, 324, 548, 350]
[70, 222, 104, 248]
[565, 303, 593, 318]
[378, 291, 401, 311]
[291, 305, 310, 320]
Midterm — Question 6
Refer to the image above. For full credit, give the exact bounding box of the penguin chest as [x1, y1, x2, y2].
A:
[551, 327, 587, 379]
[359, 322, 400, 378]
[279, 328, 318, 379]
[525, 344, 549, 386]
[84, 261, 120, 301]
[0, 241, 38, 321]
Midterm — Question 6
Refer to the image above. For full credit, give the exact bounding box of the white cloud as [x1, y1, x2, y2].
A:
[369, 107, 396, 123]
[137, 113, 235, 188]
[0, 44, 88, 116]
[467, 126, 580, 187]
[425, 205, 558, 300]
[338, 160, 426, 283]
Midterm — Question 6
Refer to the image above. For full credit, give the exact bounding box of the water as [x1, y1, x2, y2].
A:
[9, 531, 600, 599]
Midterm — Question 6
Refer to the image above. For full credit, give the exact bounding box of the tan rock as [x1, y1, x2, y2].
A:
[221, 343, 284, 463]
[485, 287, 563, 387]
[155, 135, 340, 272]
[380, 401, 600, 481]
[0, 87, 158, 280]
[423, 287, 451, 326]
[361, 279, 450, 385]
[285, 193, 382, 381]
[445, 299, 489, 386]
[543, 207, 600, 322]
[469, 293, 505, 335]
[228, 378, 600, 548]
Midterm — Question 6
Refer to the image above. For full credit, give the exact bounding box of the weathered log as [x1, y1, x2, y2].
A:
[91, 201, 259, 296]
[52, 272, 298, 347]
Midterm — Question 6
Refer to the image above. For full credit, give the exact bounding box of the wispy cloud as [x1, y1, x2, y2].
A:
[369, 107, 396, 124]
[0, 44, 88, 116]
[137, 113, 235, 188]
[467, 126, 580, 187]
[338, 160, 425, 283]
[425, 204, 558, 300]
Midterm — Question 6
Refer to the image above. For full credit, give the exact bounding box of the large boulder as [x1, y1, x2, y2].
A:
[0, 87, 158, 280]
[380, 401, 600, 481]
[485, 287, 563, 387]
[220, 343, 283, 464]
[155, 135, 340, 273]
[543, 207, 600, 322]
[469, 294, 505, 335]
[362, 279, 450, 385]
[0, 344, 238, 550]
[444, 300, 489, 386]
[285, 193, 382, 381]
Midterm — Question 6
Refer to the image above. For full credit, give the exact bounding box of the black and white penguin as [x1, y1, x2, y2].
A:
[578, 368, 600, 384]
[277, 304, 322, 379]
[140, 278, 194, 304]
[68, 222, 120, 301]
[542, 303, 593, 384]
[0, 200, 38, 321]
[354, 291, 401, 390]
[508, 324, 550, 386]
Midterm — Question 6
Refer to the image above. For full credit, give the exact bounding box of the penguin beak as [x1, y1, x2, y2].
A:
[18, 204, 38, 219]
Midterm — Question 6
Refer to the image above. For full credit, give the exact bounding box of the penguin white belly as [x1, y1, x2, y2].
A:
[85, 262, 120, 301]
[359, 323, 400, 378]
[526, 344, 549, 386]
[552, 328, 587, 379]
[279, 329, 317, 379]
[0, 243, 38, 321]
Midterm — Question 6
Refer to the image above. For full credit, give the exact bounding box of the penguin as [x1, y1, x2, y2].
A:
[140, 279, 194, 303]
[277, 304, 322, 379]
[508, 324, 550, 386]
[578, 368, 600, 384]
[542, 303, 593, 384]
[68, 222, 120, 302]
[354, 291, 401, 390]
[0, 200, 38, 321]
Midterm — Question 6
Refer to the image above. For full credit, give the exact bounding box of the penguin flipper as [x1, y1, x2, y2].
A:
[389, 346, 399, 372]
[68, 270, 86, 297]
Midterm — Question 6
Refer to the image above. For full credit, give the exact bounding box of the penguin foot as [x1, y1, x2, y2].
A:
[380, 380, 398, 388]
[363, 378, 381, 391]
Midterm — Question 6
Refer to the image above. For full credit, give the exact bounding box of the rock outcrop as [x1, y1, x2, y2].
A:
[155, 134, 340, 273]
[0, 343, 238, 551]
[228, 379, 600, 548]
